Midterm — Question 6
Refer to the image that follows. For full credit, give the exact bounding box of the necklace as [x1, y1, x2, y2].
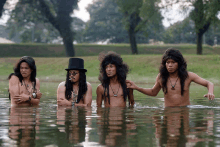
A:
[169, 77, 179, 90]
[72, 88, 78, 102]
[22, 80, 33, 94]
[110, 84, 120, 97]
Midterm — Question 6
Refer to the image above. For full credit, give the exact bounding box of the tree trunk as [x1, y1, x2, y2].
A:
[196, 32, 203, 55]
[59, 23, 75, 57]
[128, 27, 138, 54]
[62, 35, 75, 57]
[38, 0, 76, 57]
[0, 0, 7, 17]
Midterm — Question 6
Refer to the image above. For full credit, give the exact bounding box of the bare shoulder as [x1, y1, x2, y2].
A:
[156, 73, 162, 82]
[96, 84, 104, 92]
[36, 78, 40, 82]
[57, 81, 66, 89]
[156, 73, 161, 79]
[35, 78, 40, 85]
[9, 75, 19, 81]
[9, 75, 19, 84]
[188, 71, 196, 76]
[187, 71, 199, 79]
[86, 82, 92, 88]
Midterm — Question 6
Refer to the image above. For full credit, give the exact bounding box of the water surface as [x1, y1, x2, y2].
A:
[0, 97, 220, 147]
[0, 80, 220, 146]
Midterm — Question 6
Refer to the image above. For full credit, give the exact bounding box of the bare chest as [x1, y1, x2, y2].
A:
[19, 82, 35, 95]
[165, 78, 191, 93]
[163, 78, 191, 107]
[103, 85, 126, 107]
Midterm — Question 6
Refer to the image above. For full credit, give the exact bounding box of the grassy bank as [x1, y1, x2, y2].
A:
[0, 43, 218, 57]
[0, 55, 219, 84]
[0, 55, 220, 98]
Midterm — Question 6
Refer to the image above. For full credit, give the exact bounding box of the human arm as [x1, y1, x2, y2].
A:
[189, 72, 215, 100]
[57, 82, 72, 106]
[126, 74, 162, 96]
[35, 78, 42, 99]
[128, 88, 135, 106]
[27, 78, 41, 105]
[9, 75, 20, 104]
[9, 76, 40, 105]
[75, 82, 92, 107]
[96, 84, 104, 107]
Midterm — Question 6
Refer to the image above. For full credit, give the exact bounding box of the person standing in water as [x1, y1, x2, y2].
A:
[8, 56, 42, 106]
[57, 58, 92, 106]
[127, 48, 215, 107]
[96, 51, 134, 107]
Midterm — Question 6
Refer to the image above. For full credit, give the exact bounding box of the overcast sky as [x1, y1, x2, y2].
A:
[0, 0, 189, 27]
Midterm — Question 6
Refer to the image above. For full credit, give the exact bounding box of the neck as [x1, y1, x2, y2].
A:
[169, 71, 178, 78]
[72, 81, 79, 87]
[23, 76, 31, 82]
[109, 75, 118, 84]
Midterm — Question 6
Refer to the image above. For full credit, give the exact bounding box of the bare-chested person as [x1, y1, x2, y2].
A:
[127, 48, 215, 107]
[96, 52, 134, 107]
[8, 56, 42, 106]
[57, 58, 92, 106]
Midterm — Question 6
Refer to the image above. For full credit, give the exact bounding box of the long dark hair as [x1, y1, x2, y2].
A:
[8, 56, 37, 99]
[159, 48, 188, 95]
[65, 70, 87, 103]
[98, 51, 129, 104]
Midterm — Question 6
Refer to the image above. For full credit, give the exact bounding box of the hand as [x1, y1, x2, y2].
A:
[204, 93, 215, 100]
[126, 80, 138, 90]
[57, 98, 71, 106]
[13, 94, 29, 104]
[36, 90, 42, 99]
[57, 98, 64, 106]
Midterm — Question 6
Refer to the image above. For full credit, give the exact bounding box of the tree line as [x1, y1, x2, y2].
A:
[1, 0, 220, 56]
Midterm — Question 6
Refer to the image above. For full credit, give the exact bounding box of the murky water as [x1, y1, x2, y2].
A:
[0, 97, 220, 147]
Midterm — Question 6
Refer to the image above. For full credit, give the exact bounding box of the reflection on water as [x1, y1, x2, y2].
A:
[153, 107, 214, 147]
[97, 107, 137, 146]
[9, 106, 40, 147]
[0, 98, 220, 146]
[57, 106, 90, 145]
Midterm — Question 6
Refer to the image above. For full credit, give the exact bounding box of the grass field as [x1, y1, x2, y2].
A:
[0, 54, 219, 99]
[1, 55, 219, 83]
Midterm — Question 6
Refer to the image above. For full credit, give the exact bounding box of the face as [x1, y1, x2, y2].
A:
[166, 59, 178, 73]
[20, 62, 32, 78]
[69, 70, 80, 83]
[105, 64, 117, 78]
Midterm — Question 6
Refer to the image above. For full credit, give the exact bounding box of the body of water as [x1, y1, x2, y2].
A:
[0, 97, 220, 147]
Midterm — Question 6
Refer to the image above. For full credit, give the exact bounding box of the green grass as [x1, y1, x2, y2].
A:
[0, 43, 218, 57]
[1, 54, 219, 99]
[1, 55, 220, 83]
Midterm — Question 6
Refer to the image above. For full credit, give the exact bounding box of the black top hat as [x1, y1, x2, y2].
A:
[65, 58, 87, 72]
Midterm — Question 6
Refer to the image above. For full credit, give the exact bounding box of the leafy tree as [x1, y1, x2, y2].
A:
[85, 0, 163, 53]
[162, 0, 220, 54]
[72, 17, 86, 43]
[204, 20, 220, 46]
[6, 1, 60, 43]
[115, 0, 162, 54]
[163, 17, 196, 44]
[37, 0, 79, 56]
[85, 0, 128, 43]
[5, 0, 81, 56]
[190, 0, 220, 54]
[6, 1, 85, 44]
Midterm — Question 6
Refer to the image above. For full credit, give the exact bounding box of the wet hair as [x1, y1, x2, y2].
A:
[65, 70, 87, 103]
[159, 48, 188, 95]
[98, 51, 129, 104]
[8, 56, 37, 99]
